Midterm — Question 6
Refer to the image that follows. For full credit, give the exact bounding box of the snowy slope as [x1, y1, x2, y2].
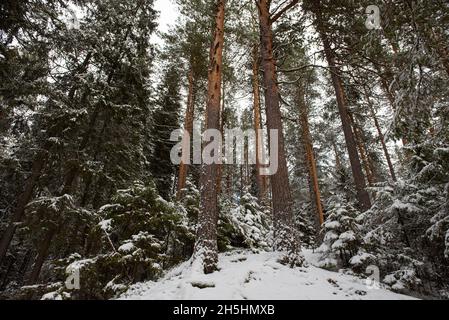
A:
[120, 250, 417, 300]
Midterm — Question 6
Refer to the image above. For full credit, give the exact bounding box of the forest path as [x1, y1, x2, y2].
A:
[119, 250, 417, 300]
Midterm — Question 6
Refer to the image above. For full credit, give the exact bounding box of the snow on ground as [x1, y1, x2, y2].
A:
[120, 250, 417, 300]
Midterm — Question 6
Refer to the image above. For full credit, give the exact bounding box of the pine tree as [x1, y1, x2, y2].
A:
[256, 0, 302, 263]
[306, 0, 371, 212]
[194, 0, 226, 274]
[1, 0, 158, 288]
[150, 63, 182, 200]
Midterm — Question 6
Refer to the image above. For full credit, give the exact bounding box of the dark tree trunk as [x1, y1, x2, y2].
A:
[0, 54, 94, 265]
[25, 99, 104, 285]
[177, 69, 196, 199]
[348, 112, 375, 187]
[365, 92, 397, 182]
[0, 149, 48, 265]
[297, 82, 324, 226]
[27, 227, 56, 285]
[252, 44, 268, 202]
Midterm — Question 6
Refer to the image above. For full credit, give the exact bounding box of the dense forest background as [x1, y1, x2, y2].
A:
[0, 0, 448, 300]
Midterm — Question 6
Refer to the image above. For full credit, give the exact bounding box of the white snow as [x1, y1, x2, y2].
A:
[118, 242, 135, 253]
[66, 258, 95, 275]
[99, 204, 122, 213]
[98, 219, 113, 232]
[41, 292, 64, 300]
[339, 231, 356, 242]
[391, 199, 421, 213]
[350, 252, 375, 266]
[324, 221, 340, 229]
[119, 250, 417, 300]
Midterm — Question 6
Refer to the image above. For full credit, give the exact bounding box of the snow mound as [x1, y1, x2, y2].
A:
[119, 250, 417, 300]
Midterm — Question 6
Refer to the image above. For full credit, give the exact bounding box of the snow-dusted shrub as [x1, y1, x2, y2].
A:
[317, 196, 363, 270]
[362, 173, 448, 295]
[22, 194, 90, 252]
[40, 180, 195, 299]
[383, 268, 423, 294]
[427, 183, 449, 259]
[294, 202, 319, 249]
[178, 180, 200, 224]
[218, 191, 271, 251]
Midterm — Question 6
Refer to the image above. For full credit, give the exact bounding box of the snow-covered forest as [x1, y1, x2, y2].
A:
[0, 0, 448, 300]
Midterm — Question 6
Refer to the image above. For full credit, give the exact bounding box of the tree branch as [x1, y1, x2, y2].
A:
[270, 0, 299, 23]
[278, 64, 320, 73]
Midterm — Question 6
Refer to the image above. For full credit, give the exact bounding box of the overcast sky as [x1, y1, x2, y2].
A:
[154, 0, 179, 34]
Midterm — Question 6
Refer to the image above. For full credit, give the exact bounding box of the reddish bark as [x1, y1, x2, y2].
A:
[194, 0, 226, 274]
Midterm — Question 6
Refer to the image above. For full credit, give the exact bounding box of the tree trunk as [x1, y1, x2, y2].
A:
[257, 0, 298, 253]
[297, 82, 324, 226]
[26, 160, 82, 285]
[252, 44, 268, 202]
[0, 257, 15, 290]
[365, 91, 397, 182]
[373, 63, 396, 110]
[373, 63, 410, 148]
[226, 163, 233, 196]
[313, 0, 371, 211]
[0, 148, 48, 265]
[27, 227, 57, 285]
[194, 0, 225, 274]
[25, 100, 104, 285]
[240, 165, 244, 196]
[177, 69, 196, 199]
[348, 112, 375, 187]
[0, 56, 96, 265]
[217, 77, 225, 195]
[332, 140, 342, 171]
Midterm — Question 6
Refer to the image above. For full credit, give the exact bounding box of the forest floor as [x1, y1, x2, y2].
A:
[119, 250, 417, 300]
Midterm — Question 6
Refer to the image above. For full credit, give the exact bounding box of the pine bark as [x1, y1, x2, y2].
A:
[313, 0, 371, 211]
[194, 0, 225, 274]
[257, 0, 298, 253]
